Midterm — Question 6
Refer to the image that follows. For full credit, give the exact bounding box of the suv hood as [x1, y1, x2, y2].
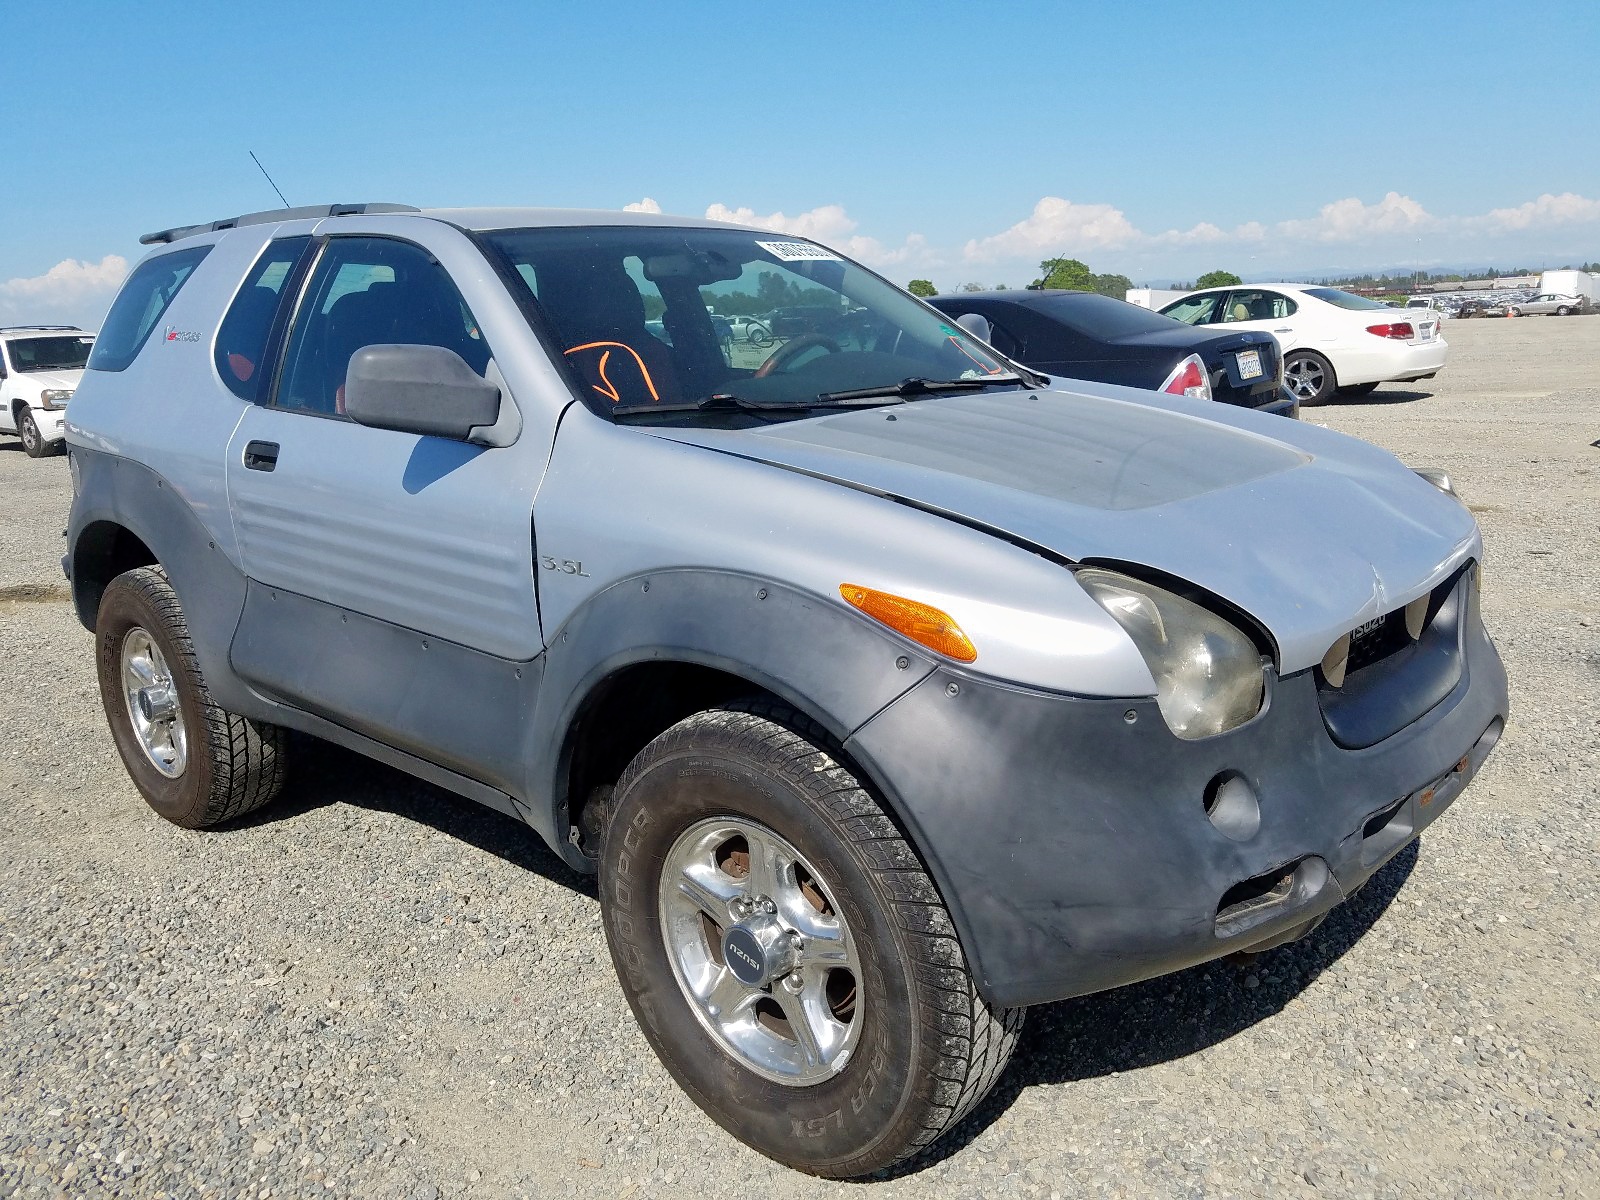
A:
[651, 387, 1480, 673]
[13, 368, 83, 392]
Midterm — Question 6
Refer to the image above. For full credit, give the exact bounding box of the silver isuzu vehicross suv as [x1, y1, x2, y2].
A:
[65, 204, 1507, 1177]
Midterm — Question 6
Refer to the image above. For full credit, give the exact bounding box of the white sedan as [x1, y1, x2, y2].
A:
[1159, 284, 1447, 405]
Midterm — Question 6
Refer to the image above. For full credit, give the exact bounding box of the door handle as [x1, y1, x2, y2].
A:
[243, 440, 280, 472]
[1274, 327, 1292, 333]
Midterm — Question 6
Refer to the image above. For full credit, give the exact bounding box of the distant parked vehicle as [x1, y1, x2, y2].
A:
[928, 290, 1295, 415]
[1536, 270, 1597, 308]
[1159, 284, 1446, 406]
[768, 305, 845, 339]
[724, 315, 774, 346]
[1405, 297, 1448, 319]
[0, 326, 95, 457]
[1509, 294, 1584, 317]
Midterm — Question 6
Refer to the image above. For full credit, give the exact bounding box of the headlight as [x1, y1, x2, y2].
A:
[40, 389, 74, 409]
[1076, 568, 1266, 739]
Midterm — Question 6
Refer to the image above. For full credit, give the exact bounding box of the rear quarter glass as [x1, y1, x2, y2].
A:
[87, 246, 212, 373]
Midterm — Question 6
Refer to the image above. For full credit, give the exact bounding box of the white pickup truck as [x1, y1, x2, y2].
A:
[0, 326, 95, 457]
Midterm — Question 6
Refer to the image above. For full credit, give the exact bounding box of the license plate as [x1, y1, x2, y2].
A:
[1235, 348, 1263, 379]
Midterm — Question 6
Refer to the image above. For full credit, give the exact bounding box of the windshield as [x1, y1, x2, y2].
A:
[482, 226, 1018, 422]
[6, 335, 94, 372]
[1303, 288, 1393, 312]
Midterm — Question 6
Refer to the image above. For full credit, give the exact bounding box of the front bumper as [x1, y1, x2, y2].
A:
[846, 570, 1507, 1008]
[30, 406, 67, 442]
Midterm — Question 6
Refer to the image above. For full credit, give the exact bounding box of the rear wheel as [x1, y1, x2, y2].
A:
[1284, 350, 1337, 406]
[600, 703, 1021, 1178]
[1556, 306, 1571, 316]
[95, 566, 288, 828]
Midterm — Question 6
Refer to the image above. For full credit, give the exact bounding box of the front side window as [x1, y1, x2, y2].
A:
[1160, 293, 1223, 326]
[5, 335, 95, 372]
[87, 246, 210, 373]
[483, 226, 1015, 423]
[214, 237, 310, 401]
[274, 237, 490, 416]
[1221, 290, 1297, 322]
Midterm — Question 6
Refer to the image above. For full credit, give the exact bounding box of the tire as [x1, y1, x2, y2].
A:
[95, 566, 287, 828]
[1284, 350, 1337, 406]
[600, 702, 1022, 1178]
[17, 409, 57, 458]
[1508, 307, 1521, 318]
[748, 323, 774, 348]
[1556, 306, 1571, 316]
[1341, 381, 1380, 397]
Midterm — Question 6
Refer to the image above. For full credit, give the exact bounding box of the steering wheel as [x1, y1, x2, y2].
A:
[754, 334, 842, 378]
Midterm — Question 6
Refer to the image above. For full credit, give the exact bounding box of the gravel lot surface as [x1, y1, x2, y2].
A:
[1, 316, 1596, 1199]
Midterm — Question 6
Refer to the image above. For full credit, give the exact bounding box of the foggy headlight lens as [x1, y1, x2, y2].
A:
[41, 390, 74, 409]
[1077, 568, 1265, 740]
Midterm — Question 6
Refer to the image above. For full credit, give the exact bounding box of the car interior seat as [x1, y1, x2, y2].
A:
[540, 259, 681, 405]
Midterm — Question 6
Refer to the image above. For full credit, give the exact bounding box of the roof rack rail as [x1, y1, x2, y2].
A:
[0, 324, 83, 332]
[139, 203, 421, 246]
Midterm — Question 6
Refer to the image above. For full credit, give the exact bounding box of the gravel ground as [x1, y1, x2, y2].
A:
[1, 315, 1596, 1199]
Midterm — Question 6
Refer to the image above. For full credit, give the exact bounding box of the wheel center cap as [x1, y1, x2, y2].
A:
[723, 916, 794, 987]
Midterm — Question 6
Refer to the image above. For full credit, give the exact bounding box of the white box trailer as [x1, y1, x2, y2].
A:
[1537, 270, 1598, 305]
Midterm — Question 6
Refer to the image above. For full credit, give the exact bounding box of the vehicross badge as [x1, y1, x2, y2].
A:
[163, 326, 200, 343]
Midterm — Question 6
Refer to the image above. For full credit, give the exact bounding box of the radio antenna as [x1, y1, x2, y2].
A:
[248, 150, 291, 208]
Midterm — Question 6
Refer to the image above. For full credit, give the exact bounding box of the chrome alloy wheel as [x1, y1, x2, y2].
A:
[659, 817, 863, 1086]
[1284, 355, 1327, 400]
[120, 627, 187, 778]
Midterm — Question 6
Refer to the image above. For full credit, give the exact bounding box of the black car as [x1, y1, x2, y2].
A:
[928, 290, 1295, 416]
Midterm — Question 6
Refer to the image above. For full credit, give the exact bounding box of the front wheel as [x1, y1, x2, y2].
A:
[18, 409, 57, 458]
[1284, 350, 1338, 406]
[600, 703, 1021, 1178]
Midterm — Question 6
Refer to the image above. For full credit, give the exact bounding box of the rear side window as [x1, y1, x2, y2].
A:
[1160, 293, 1223, 326]
[214, 237, 310, 401]
[87, 246, 211, 373]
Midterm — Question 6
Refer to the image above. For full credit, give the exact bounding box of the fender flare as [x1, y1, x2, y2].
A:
[524, 568, 940, 866]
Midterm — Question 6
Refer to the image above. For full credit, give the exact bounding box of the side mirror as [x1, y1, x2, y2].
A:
[344, 344, 501, 441]
[953, 312, 992, 343]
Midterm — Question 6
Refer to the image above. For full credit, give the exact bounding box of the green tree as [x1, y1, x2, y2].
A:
[906, 279, 937, 298]
[1194, 270, 1243, 289]
[1031, 257, 1095, 291]
[1091, 272, 1134, 300]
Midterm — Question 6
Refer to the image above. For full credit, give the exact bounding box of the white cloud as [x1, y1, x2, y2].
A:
[962, 197, 1141, 262]
[1477, 191, 1600, 231]
[0, 255, 127, 327]
[704, 202, 941, 271]
[622, 197, 663, 213]
[1275, 192, 1434, 243]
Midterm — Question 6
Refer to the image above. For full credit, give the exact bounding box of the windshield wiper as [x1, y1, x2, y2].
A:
[816, 374, 1025, 403]
[611, 392, 906, 420]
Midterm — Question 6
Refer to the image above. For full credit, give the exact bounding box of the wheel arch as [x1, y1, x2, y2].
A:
[71, 519, 158, 627]
[528, 570, 940, 871]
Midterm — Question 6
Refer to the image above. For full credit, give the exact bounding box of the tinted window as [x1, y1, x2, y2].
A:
[1160, 293, 1223, 325]
[214, 237, 310, 401]
[1032, 293, 1189, 339]
[1220, 290, 1297, 322]
[274, 238, 491, 417]
[6, 335, 94, 372]
[87, 246, 210, 372]
[1303, 287, 1392, 312]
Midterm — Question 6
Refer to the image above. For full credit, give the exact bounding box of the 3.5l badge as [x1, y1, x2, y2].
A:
[539, 556, 590, 576]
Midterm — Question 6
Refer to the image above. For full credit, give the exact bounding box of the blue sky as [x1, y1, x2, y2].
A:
[3, 0, 1598, 325]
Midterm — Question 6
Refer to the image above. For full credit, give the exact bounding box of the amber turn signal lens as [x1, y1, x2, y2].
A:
[839, 584, 977, 663]
[1321, 633, 1351, 689]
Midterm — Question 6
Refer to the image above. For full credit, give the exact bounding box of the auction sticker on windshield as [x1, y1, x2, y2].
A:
[1236, 348, 1263, 380]
[756, 240, 841, 263]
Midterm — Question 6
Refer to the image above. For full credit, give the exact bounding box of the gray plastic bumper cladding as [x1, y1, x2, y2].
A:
[845, 575, 1508, 1010]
